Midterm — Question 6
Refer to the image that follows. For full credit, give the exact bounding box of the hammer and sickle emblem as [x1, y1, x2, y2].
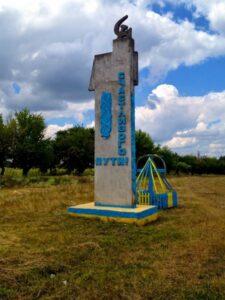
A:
[114, 15, 132, 39]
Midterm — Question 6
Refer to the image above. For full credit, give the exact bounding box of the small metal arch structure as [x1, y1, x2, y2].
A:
[136, 154, 178, 209]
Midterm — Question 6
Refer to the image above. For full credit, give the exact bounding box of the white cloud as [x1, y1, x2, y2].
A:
[1, 0, 225, 116]
[41, 100, 94, 120]
[136, 84, 225, 156]
[136, 11, 225, 80]
[165, 137, 197, 148]
[209, 143, 225, 157]
[150, 84, 179, 100]
[162, 0, 225, 35]
[86, 120, 95, 128]
[1, 0, 225, 156]
[182, 0, 225, 35]
[45, 123, 73, 139]
[136, 84, 203, 141]
[0, 99, 8, 119]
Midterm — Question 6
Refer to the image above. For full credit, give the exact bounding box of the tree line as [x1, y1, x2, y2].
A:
[0, 109, 225, 176]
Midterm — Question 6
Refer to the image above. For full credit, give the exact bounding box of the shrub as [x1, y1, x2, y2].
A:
[28, 168, 41, 177]
[83, 168, 94, 176]
[4, 168, 23, 177]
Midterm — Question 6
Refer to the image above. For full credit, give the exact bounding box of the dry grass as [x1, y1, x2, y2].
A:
[0, 176, 225, 299]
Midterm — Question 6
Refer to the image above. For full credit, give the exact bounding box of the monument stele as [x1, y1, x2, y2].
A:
[68, 16, 159, 225]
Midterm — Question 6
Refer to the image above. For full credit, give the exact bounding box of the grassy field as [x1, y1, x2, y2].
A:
[0, 176, 225, 299]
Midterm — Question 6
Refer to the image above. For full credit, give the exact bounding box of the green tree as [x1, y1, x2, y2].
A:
[0, 115, 11, 175]
[218, 156, 225, 175]
[54, 126, 94, 174]
[12, 109, 51, 176]
[179, 155, 197, 175]
[135, 130, 156, 167]
[175, 161, 191, 175]
[203, 157, 221, 174]
[158, 146, 179, 173]
[37, 139, 55, 174]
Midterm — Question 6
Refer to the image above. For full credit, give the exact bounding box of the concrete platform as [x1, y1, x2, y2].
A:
[68, 202, 159, 225]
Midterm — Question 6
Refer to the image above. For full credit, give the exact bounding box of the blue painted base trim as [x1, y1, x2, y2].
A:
[138, 190, 178, 209]
[95, 201, 136, 209]
[68, 206, 158, 219]
[173, 190, 178, 207]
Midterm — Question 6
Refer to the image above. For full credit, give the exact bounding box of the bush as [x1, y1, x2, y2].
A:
[0, 176, 28, 188]
[55, 168, 68, 176]
[83, 168, 94, 176]
[176, 162, 191, 174]
[28, 168, 41, 177]
[4, 168, 23, 177]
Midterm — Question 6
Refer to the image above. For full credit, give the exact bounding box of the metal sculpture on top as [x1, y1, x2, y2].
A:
[114, 15, 132, 39]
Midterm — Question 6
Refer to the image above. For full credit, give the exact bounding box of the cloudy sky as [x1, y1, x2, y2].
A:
[1, 0, 225, 156]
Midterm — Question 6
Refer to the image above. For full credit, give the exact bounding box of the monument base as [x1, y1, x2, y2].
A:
[68, 203, 158, 226]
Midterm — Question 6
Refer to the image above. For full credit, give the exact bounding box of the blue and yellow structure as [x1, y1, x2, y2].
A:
[68, 155, 178, 225]
[68, 19, 178, 225]
[68, 203, 158, 226]
[136, 154, 178, 209]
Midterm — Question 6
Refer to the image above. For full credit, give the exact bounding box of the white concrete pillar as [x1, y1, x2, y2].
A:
[89, 21, 138, 208]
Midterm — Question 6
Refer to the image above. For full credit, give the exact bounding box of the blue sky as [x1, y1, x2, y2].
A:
[136, 55, 225, 105]
[151, 1, 212, 33]
[1, 0, 225, 156]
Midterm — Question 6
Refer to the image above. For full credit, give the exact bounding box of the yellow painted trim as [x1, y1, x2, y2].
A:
[150, 162, 158, 193]
[69, 212, 159, 226]
[151, 159, 166, 193]
[167, 191, 173, 208]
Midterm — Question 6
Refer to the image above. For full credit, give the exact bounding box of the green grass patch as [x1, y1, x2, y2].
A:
[0, 176, 225, 299]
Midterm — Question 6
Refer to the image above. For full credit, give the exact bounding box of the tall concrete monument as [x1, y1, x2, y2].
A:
[89, 15, 138, 208]
[68, 16, 158, 225]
